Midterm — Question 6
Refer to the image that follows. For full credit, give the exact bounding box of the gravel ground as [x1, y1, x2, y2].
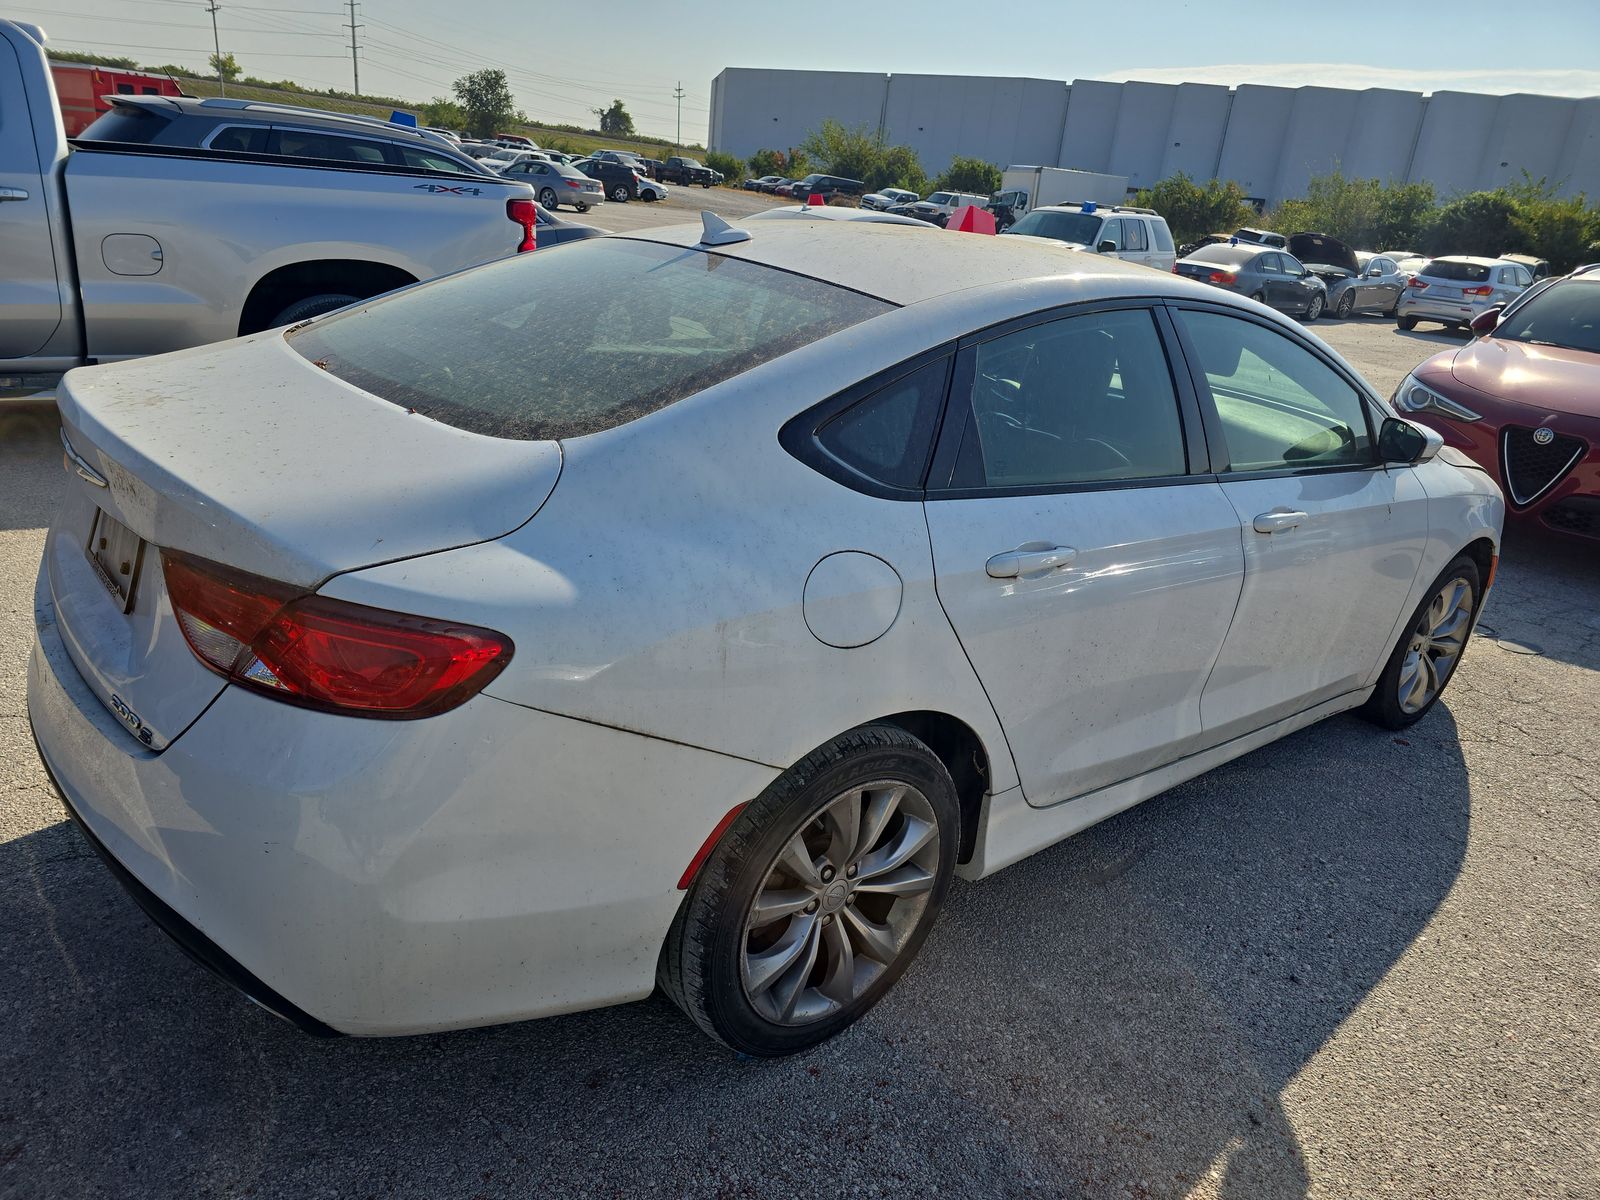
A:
[1, 309, 1596, 1200]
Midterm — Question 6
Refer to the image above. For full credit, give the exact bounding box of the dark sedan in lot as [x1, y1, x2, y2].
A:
[1395, 268, 1600, 541]
[1174, 243, 1327, 321]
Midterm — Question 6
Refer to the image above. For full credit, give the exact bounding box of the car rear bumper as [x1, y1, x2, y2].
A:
[28, 569, 779, 1035]
[1396, 293, 1493, 323]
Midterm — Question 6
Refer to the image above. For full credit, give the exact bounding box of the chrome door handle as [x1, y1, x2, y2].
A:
[986, 545, 1076, 579]
[0, 187, 30, 202]
[1252, 509, 1307, 534]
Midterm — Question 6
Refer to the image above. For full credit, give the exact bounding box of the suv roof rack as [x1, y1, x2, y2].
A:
[193, 96, 430, 139]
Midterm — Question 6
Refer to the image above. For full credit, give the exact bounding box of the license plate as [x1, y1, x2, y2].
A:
[87, 509, 147, 613]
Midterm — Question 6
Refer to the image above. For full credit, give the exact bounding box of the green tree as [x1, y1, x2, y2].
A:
[880, 144, 927, 193]
[800, 120, 887, 184]
[704, 150, 740, 182]
[1504, 174, 1600, 271]
[592, 99, 635, 137]
[932, 156, 1002, 196]
[420, 97, 467, 131]
[1133, 173, 1257, 246]
[747, 148, 786, 177]
[208, 51, 241, 83]
[1374, 180, 1437, 250]
[1422, 191, 1520, 258]
[452, 69, 516, 139]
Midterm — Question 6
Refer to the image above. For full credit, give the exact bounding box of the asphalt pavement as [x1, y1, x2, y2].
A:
[1, 301, 1596, 1199]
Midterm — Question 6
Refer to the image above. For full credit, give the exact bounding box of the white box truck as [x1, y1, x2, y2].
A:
[990, 166, 1130, 229]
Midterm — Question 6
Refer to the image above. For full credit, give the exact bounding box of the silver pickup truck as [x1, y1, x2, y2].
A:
[1, 19, 538, 396]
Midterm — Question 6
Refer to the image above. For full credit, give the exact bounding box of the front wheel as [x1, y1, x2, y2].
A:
[1336, 291, 1355, 319]
[1361, 555, 1481, 729]
[659, 724, 959, 1056]
[1304, 292, 1325, 321]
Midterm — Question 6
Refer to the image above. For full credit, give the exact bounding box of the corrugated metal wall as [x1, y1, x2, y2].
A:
[709, 68, 1599, 203]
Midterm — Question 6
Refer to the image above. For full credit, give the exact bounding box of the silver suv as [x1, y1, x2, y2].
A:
[1000, 204, 1177, 272]
[1395, 257, 1534, 332]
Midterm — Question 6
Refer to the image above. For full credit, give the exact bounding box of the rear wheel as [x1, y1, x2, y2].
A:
[1336, 290, 1355, 319]
[1249, 290, 1267, 305]
[538, 187, 558, 208]
[1397, 314, 1419, 330]
[660, 724, 959, 1055]
[1361, 555, 1481, 729]
[575, 202, 590, 213]
[610, 184, 630, 203]
[269, 292, 359, 328]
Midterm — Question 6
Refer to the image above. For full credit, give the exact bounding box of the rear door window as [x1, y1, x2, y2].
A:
[271, 128, 391, 164]
[290, 239, 894, 441]
[952, 308, 1188, 487]
[1150, 220, 1174, 253]
[399, 145, 473, 173]
[1123, 219, 1148, 252]
[206, 125, 269, 153]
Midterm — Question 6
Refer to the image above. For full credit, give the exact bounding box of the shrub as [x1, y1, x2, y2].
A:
[1133, 173, 1257, 246]
[932, 156, 1001, 196]
[799, 120, 925, 192]
[1422, 191, 1520, 258]
[704, 150, 741, 182]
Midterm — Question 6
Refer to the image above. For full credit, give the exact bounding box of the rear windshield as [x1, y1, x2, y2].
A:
[78, 105, 165, 143]
[1185, 244, 1254, 265]
[289, 239, 893, 440]
[1424, 260, 1492, 283]
[1003, 210, 1103, 245]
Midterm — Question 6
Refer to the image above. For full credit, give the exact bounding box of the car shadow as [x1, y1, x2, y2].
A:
[1474, 520, 1600, 674]
[0, 706, 1471, 1198]
[1390, 325, 1472, 347]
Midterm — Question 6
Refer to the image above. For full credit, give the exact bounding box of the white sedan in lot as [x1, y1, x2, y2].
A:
[30, 215, 1502, 1055]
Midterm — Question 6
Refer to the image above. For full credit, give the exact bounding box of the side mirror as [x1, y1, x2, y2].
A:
[1469, 306, 1504, 335]
[1379, 416, 1444, 465]
[1097, 240, 1118, 253]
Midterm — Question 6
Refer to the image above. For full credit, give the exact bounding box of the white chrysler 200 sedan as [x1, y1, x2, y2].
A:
[29, 214, 1503, 1055]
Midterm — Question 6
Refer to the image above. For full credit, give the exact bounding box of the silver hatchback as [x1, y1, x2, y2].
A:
[1396, 256, 1533, 331]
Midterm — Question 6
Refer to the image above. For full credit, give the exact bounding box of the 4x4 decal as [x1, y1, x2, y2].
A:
[414, 183, 484, 196]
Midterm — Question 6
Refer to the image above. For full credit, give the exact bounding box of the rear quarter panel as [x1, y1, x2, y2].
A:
[63, 148, 532, 358]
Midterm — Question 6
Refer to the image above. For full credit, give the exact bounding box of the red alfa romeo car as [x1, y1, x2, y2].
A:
[1393, 267, 1600, 541]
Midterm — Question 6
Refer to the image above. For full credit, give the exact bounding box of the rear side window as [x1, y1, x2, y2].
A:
[399, 146, 472, 173]
[1425, 260, 1492, 283]
[291, 239, 893, 441]
[1123, 219, 1148, 252]
[208, 125, 269, 153]
[1178, 310, 1372, 472]
[813, 358, 949, 490]
[78, 105, 166, 143]
[272, 129, 390, 164]
[952, 308, 1187, 488]
[1150, 220, 1174, 253]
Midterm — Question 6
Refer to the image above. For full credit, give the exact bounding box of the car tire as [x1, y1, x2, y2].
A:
[1248, 290, 1266, 305]
[1360, 554, 1482, 730]
[538, 187, 558, 208]
[659, 723, 959, 1056]
[269, 292, 360, 328]
[1397, 315, 1419, 330]
[1336, 291, 1355, 319]
[1303, 292, 1325, 321]
[575, 203, 589, 213]
[611, 184, 630, 203]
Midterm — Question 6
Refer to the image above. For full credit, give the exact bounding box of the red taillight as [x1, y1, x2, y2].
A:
[162, 550, 512, 719]
[1409, 276, 1427, 289]
[564, 178, 581, 187]
[1209, 270, 1238, 285]
[506, 197, 537, 253]
[1463, 284, 1493, 296]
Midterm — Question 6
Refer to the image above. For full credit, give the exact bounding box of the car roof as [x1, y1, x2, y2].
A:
[104, 94, 449, 147]
[1424, 256, 1515, 268]
[1182, 244, 1263, 264]
[627, 218, 1216, 307]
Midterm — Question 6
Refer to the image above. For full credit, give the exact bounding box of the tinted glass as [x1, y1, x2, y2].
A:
[275, 130, 389, 164]
[816, 358, 948, 489]
[291, 240, 893, 441]
[1492, 280, 1600, 355]
[956, 309, 1187, 487]
[1100, 219, 1123, 247]
[1002, 210, 1103, 245]
[78, 105, 164, 143]
[1258, 254, 1283, 275]
[1187, 244, 1255, 266]
[400, 146, 472, 173]
[1281, 253, 1305, 274]
[1150, 220, 1174, 253]
[1424, 260, 1492, 283]
[209, 125, 269, 153]
[1179, 310, 1372, 471]
[1123, 219, 1148, 252]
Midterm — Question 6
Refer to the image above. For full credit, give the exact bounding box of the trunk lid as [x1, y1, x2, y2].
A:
[48, 331, 562, 750]
[1287, 232, 1359, 275]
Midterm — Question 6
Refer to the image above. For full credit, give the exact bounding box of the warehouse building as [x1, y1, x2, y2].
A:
[708, 67, 1600, 205]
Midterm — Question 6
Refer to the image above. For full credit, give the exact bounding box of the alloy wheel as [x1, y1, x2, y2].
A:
[1337, 291, 1354, 318]
[1306, 292, 1325, 320]
[1398, 576, 1474, 713]
[740, 780, 940, 1026]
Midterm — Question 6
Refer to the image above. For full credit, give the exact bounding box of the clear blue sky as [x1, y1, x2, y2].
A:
[19, 0, 1600, 142]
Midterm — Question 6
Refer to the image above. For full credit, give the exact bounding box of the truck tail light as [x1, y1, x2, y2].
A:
[162, 550, 512, 719]
[1209, 270, 1238, 285]
[506, 197, 538, 253]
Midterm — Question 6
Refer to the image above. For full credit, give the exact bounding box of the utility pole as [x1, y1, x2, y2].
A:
[343, 0, 362, 96]
[205, 0, 224, 97]
[674, 81, 684, 149]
